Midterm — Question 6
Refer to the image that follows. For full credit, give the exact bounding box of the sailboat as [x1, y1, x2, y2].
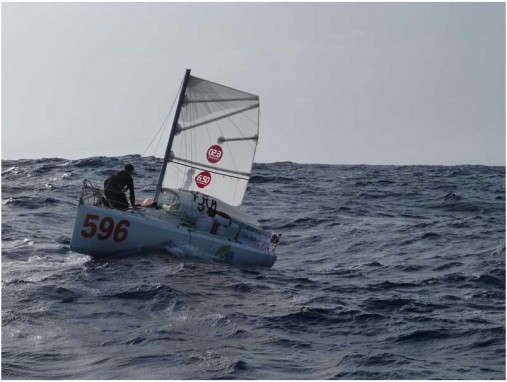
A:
[70, 69, 280, 267]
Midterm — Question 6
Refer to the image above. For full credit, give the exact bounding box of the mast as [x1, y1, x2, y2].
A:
[153, 68, 191, 205]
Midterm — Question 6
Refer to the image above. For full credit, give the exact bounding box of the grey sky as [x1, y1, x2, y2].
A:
[2, 2, 505, 165]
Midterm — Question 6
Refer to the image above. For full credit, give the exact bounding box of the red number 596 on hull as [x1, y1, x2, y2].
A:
[80, 213, 130, 242]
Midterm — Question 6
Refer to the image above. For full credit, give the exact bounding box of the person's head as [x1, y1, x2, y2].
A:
[125, 164, 135, 174]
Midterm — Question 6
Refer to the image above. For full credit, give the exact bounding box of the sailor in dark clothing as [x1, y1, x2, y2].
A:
[104, 164, 136, 209]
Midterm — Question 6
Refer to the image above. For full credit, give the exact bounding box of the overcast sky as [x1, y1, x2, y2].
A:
[2, 2, 505, 165]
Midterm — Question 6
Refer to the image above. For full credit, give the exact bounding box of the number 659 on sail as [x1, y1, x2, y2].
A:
[80, 213, 130, 243]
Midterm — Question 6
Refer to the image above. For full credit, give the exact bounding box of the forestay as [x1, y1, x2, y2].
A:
[161, 75, 260, 206]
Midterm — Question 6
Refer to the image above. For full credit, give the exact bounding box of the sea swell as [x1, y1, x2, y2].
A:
[1, 157, 505, 379]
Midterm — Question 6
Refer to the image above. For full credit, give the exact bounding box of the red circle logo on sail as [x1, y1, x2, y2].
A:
[206, 145, 223, 164]
[195, 171, 212, 188]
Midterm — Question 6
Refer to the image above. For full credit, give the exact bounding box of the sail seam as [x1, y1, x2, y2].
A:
[171, 158, 250, 180]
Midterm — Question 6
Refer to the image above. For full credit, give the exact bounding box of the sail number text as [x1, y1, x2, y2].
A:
[195, 171, 212, 188]
[80, 214, 130, 242]
[196, 174, 211, 185]
[206, 145, 223, 164]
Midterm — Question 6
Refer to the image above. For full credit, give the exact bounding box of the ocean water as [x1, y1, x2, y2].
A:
[2, 156, 505, 379]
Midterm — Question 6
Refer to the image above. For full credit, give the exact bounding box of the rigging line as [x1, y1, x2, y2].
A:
[177, 103, 188, 187]
[154, 121, 167, 157]
[179, 84, 195, 185]
[141, 80, 182, 157]
[143, 112, 169, 157]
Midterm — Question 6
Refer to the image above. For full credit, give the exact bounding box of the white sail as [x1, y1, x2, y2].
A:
[161, 75, 260, 206]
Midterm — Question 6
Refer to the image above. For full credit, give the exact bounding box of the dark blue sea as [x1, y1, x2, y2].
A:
[2, 156, 505, 379]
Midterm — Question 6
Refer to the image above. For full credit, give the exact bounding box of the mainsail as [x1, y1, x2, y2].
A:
[157, 70, 260, 206]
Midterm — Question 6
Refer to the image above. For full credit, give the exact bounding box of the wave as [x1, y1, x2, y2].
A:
[249, 175, 294, 184]
[3, 196, 61, 209]
[2, 158, 505, 380]
[103, 284, 175, 301]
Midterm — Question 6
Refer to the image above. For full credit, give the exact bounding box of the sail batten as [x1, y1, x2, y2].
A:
[172, 158, 251, 179]
[218, 135, 258, 144]
[159, 73, 259, 206]
[178, 104, 259, 133]
[186, 96, 258, 103]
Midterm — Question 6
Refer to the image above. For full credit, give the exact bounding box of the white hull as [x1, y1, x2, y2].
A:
[70, 204, 277, 268]
[70, 70, 280, 268]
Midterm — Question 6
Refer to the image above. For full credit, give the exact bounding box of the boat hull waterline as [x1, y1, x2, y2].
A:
[70, 204, 277, 268]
